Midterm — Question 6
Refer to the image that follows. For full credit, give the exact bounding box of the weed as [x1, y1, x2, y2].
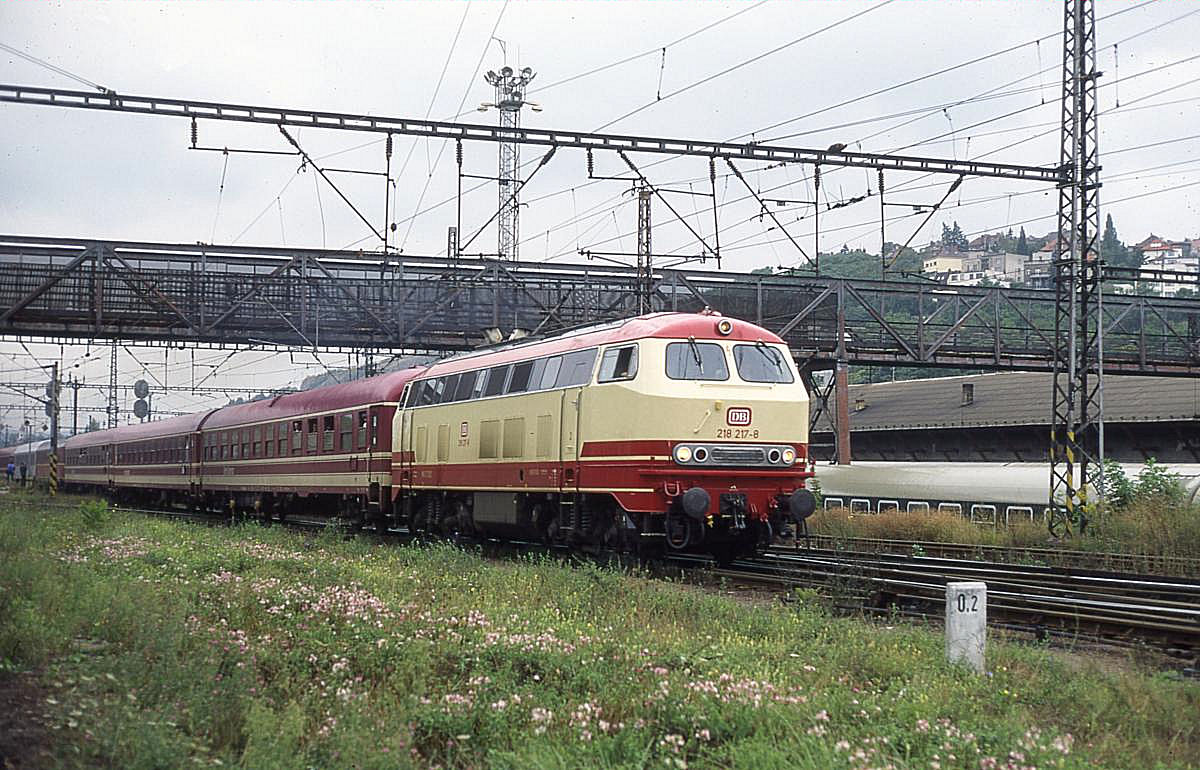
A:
[0, 496, 1196, 769]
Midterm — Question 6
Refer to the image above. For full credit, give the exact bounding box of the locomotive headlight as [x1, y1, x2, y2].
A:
[692, 446, 709, 463]
[782, 447, 796, 465]
[716, 319, 733, 336]
[673, 445, 693, 464]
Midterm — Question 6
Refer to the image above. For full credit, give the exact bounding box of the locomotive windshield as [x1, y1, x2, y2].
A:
[733, 343, 794, 383]
[665, 340, 729, 381]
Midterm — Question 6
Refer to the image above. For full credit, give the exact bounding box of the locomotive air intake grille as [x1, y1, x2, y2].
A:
[710, 446, 766, 465]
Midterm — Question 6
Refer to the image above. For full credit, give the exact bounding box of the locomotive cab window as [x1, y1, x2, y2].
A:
[733, 343, 794, 383]
[598, 344, 639, 383]
[665, 340, 729, 381]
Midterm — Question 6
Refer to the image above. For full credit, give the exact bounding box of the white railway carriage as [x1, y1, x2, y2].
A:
[817, 461, 1200, 524]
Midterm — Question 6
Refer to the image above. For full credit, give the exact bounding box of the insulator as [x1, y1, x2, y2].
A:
[709, 157, 716, 182]
[456, 139, 463, 167]
[190, 118, 197, 148]
[385, 133, 393, 159]
[587, 148, 594, 177]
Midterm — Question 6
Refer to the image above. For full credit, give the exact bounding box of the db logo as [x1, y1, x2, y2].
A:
[726, 407, 752, 426]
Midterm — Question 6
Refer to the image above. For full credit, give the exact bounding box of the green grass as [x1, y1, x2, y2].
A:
[1, 495, 1197, 768]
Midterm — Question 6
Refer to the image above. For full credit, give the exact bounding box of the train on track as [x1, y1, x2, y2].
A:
[39, 312, 818, 562]
[816, 461, 1200, 525]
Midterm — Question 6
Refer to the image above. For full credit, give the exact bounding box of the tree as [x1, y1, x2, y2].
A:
[1100, 213, 1137, 268]
[1016, 226, 1029, 256]
[85, 416, 101, 433]
[750, 266, 775, 275]
[940, 221, 968, 251]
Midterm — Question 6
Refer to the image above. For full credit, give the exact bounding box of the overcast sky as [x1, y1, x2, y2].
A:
[1, 0, 1197, 427]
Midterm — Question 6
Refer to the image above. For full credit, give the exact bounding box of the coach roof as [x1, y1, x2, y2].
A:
[63, 411, 216, 450]
[201, 368, 423, 431]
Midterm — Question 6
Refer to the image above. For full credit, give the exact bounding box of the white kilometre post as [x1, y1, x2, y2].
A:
[945, 581, 986, 673]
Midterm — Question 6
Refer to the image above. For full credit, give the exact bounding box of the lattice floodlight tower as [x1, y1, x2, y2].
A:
[1048, 0, 1103, 537]
[481, 66, 538, 261]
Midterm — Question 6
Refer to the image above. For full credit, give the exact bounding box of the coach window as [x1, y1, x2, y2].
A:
[232, 437, 240, 460]
[307, 419, 319, 452]
[357, 411, 368, 448]
[666, 340, 728, 381]
[242, 430, 250, 459]
[252, 427, 262, 457]
[598, 344, 639, 383]
[506, 361, 535, 394]
[220, 432, 229, 460]
[556, 348, 598, 387]
[340, 414, 353, 450]
[322, 415, 335, 450]
[280, 424, 290, 456]
[370, 411, 379, 448]
[291, 421, 303, 453]
[733, 343, 795, 383]
[539, 356, 562, 390]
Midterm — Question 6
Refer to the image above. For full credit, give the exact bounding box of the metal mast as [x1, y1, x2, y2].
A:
[1048, 0, 1102, 536]
[481, 66, 537, 260]
[636, 184, 652, 313]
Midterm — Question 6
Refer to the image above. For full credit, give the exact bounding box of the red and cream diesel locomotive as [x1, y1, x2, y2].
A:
[56, 311, 817, 560]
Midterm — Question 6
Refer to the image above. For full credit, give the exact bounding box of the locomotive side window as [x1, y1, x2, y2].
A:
[453, 373, 477, 401]
[539, 356, 562, 389]
[483, 365, 510, 397]
[733, 343, 794, 383]
[598, 344, 639, 383]
[665, 341, 729, 381]
[556, 348, 597, 387]
[468, 370, 488, 400]
[506, 361, 535, 394]
[440, 374, 462, 403]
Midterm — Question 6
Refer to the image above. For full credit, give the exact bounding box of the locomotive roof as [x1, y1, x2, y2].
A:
[420, 312, 784, 378]
[200, 368, 422, 430]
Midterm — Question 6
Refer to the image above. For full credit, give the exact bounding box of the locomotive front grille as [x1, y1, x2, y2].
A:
[709, 446, 766, 465]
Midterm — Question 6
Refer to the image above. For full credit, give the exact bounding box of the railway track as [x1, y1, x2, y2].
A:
[715, 546, 1200, 668]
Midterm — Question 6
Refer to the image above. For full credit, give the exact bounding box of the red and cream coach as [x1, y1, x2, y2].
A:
[58, 311, 817, 561]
